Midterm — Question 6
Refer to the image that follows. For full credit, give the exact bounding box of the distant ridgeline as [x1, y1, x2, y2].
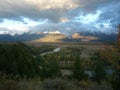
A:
[0, 33, 44, 42]
[0, 32, 117, 42]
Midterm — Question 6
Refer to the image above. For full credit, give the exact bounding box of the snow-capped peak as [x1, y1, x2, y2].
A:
[42, 31, 61, 34]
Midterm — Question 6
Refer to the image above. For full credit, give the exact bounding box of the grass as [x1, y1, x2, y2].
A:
[0, 73, 113, 90]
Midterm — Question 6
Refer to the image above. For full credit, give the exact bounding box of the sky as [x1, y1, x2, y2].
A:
[0, 0, 120, 35]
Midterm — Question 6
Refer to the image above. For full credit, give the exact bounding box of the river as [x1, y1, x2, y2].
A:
[40, 47, 61, 56]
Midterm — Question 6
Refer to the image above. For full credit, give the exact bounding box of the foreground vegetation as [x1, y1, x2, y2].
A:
[0, 42, 119, 90]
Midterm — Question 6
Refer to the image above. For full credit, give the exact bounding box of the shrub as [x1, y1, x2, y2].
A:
[42, 78, 76, 90]
[0, 73, 19, 90]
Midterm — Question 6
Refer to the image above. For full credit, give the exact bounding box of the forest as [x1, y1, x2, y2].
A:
[0, 42, 120, 90]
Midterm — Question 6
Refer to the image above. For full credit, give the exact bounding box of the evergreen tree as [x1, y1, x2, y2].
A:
[0, 43, 41, 78]
[38, 55, 61, 78]
[72, 57, 84, 80]
[47, 56, 61, 78]
[91, 53, 106, 84]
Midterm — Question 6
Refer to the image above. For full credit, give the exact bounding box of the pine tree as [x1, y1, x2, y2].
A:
[0, 43, 40, 78]
[47, 57, 60, 78]
[91, 53, 106, 84]
[72, 57, 84, 80]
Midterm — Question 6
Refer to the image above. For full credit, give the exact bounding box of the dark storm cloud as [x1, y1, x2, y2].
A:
[0, 0, 120, 34]
[0, 0, 80, 22]
[0, 0, 114, 22]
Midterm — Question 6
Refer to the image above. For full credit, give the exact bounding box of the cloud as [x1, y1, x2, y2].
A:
[74, 10, 102, 24]
[0, 0, 113, 22]
[0, 28, 22, 35]
[98, 1, 120, 27]
[26, 0, 80, 10]
[0, 28, 10, 33]
[0, 0, 120, 35]
[0, 0, 80, 22]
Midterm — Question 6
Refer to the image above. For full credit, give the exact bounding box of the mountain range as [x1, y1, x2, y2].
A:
[0, 31, 117, 43]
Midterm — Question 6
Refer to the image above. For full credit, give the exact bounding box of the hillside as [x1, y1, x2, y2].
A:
[72, 33, 98, 42]
[32, 34, 67, 42]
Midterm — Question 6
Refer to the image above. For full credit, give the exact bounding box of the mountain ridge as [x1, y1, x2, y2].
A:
[0, 32, 117, 42]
